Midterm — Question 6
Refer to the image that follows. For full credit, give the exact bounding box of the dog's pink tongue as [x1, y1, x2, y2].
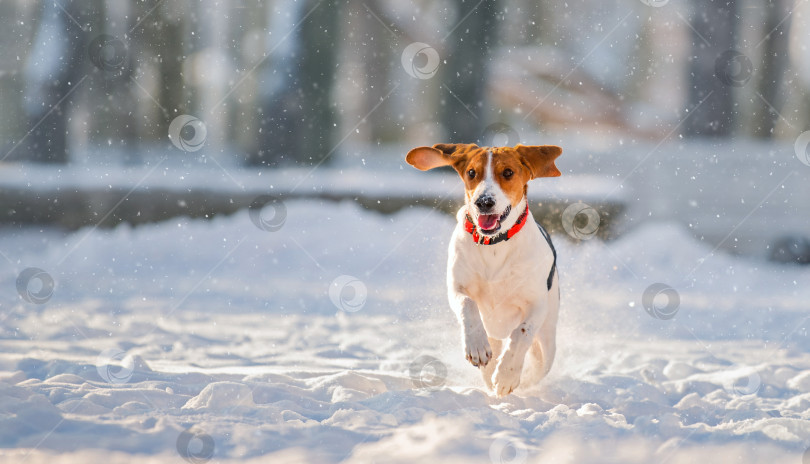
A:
[477, 214, 499, 231]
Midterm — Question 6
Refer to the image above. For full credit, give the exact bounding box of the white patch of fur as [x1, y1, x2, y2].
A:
[471, 152, 510, 216]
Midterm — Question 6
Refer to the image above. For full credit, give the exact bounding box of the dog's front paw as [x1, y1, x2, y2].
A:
[464, 331, 492, 367]
[492, 361, 522, 397]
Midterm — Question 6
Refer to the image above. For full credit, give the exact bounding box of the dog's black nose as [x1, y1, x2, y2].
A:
[475, 195, 495, 212]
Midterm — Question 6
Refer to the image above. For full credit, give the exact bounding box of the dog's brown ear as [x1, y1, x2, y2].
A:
[406, 146, 450, 171]
[515, 144, 562, 178]
[406, 143, 478, 171]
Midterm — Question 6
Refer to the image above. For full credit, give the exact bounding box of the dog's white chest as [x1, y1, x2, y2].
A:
[449, 225, 550, 340]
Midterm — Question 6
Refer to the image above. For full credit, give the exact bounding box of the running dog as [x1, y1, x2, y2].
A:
[406, 143, 561, 396]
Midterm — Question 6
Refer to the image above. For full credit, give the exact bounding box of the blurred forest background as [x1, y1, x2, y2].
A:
[1, 0, 809, 167]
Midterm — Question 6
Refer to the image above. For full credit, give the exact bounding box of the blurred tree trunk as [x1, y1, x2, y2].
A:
[440, 0, 499, 143]
[752, 0, 792, 138]
[21, 0, 97, 163]
[145, 6, 187, 119]
[361, 2, 396, 144]
[252, 0, 342, 167]
[684, 0, 739, 137]
[88, 0, 139, 164]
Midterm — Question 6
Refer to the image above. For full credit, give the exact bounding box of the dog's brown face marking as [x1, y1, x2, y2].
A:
[443, 145, 490, 206]
[489, 146, 534, 207]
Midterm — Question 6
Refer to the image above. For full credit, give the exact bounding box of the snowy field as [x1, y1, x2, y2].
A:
[3, 198, 810, 463]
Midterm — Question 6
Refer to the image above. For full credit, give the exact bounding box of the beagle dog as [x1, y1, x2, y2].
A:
[406, 143, 562, 396]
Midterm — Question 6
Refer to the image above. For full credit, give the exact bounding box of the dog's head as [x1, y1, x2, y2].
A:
[406, 143, 562, 236]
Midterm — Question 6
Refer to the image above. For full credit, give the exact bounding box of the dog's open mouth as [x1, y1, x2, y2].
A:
[477, 205, 511, 234]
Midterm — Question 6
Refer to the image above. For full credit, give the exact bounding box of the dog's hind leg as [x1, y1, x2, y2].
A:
[519, 318, 557, 388]
[535, 312, 558, 376]
[481, 337, 503, 390]
[527, 276, 559, 382]
[528, 336, 553, 378]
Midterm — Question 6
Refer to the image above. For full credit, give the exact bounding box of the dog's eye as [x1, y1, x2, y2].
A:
[467, 169, 476, 179]
[503, 169, 514, 179]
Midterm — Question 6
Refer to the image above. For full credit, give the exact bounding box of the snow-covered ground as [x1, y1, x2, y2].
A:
[2, 198, 810, 463]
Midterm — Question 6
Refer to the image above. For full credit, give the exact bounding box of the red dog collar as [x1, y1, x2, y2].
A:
[464, 203, 530, 245]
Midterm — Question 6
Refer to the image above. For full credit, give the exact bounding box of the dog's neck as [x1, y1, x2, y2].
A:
[464, 198, 530, 245]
